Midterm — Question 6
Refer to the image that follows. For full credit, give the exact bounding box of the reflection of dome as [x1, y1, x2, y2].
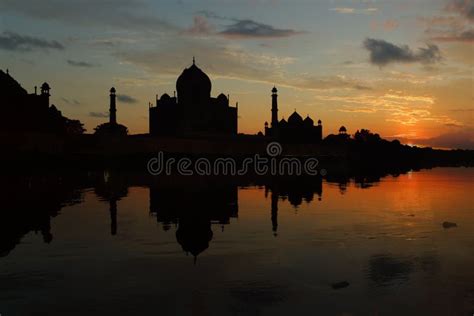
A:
[176, 61, 211, 104]
[176, 219, 213, 260]
[288, 111, 303, 124]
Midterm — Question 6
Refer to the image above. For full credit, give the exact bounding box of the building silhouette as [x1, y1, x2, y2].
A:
[0, 69, 84, 135]
[264, 86, 322, 143]
[149, 58, 238, 136]
[93, 87, 128, 137]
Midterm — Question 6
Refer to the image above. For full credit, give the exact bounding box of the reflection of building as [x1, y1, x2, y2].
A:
[149, 59, 238, 136]
[265, 177, 323, 235]
[264, 87, 322, 143]
[0, 175, 84, 256]
[93, 172, 129, 236]
[149, 180, 238, 261]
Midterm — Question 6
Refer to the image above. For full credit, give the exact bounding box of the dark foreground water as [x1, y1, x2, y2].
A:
[0, 168, 473, 315]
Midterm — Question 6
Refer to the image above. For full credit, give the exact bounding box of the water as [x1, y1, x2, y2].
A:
[0, 168, 473, 315]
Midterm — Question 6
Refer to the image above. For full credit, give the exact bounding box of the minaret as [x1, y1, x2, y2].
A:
[40, 82, 51, 108]
[271, 86, 278, 128]
[109, 87, 117, 125]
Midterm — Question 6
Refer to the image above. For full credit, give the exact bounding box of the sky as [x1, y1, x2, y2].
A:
[0, 0, 473, 149]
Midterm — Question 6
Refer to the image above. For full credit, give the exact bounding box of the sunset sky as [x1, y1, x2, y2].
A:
[1, 0, 473, 148]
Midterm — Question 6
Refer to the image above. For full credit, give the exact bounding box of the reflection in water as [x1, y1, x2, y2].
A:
[0, 175, 85, 256]
[0, 168, 473, 315]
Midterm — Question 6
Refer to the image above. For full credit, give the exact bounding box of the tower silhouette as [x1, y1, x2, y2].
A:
[109, 87, 117, 125]
[271, 86, 278, 129]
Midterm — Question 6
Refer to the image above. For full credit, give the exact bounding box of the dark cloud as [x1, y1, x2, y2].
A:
[354, 84, 372, 90]
[67, 59, 96, 67]
[195, 10, 304, 39]
[423, 1, 473, 43]
[0, 31, 64, 52]
[421, 131, 474, 149]
[89, 111, 109, 118]
[117, 94, 138, 104]
[220, 20, 304, 38]
[395, 130, 474, 150]
[431, 29, 474, 42]
[363, 38, 442, 66]
[446, 0, 474, 21]
[61, 97, 81, 105]
[0, 0, 176, 32]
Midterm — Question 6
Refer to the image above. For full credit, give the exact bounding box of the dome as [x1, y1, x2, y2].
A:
[279, 118, 287, 125]
[288, 111, 303, 125]
[110, 87, 116, 93]
[217, 93, 228, 106]
[272, 86, 278, 93]
[339, 126, 347, 133]
[41, 82, 50, 90]
[160, 93, 171, 100]
[304, 115, 314, 126]
[176, 61, 211, 104]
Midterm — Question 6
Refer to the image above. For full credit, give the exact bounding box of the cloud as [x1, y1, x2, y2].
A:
[61, 97, 81, 105]
[446, 0, 474, 21]
[370, 19, 399, 32]
[67, 59, 96, 67]
[89, 111, 109, 118]
[407, 130, 474, 149]
[431, 29, 474, 42]
[363, 38, 442, 66]
[450, 108, 474, 112]
[421, 1, 473, 43]
[219, 19, 304, 38]
[0, 31, 64, 52]
[314, 89, 463, 128]
[330, 7, 378, 14]
[184, 16, 214, 36]
[117, 94, 138, 104]
[191, 11, 305, 39]
[0, 0, 176, 32]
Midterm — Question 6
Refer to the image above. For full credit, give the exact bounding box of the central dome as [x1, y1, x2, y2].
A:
[176, 61, 211, 104]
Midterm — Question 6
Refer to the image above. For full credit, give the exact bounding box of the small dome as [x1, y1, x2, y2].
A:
[264, 121, 268, 126]
[217, 93, 228, 106]
[339, 126, 347, 133]
[41, 82, 50, 90]
[176, 62, 211, 103]
[160, 93, 171, 100]
[110, 87, 116, 93]
[318, 119, 322, 125]
[279, 118, 287, 125]
[272, 86, 278, 93]
[304, 115, 314, 126]
[288, 111, 303, 124]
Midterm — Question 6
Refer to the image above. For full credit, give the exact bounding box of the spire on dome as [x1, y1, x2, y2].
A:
[193, 56, 195, 65]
